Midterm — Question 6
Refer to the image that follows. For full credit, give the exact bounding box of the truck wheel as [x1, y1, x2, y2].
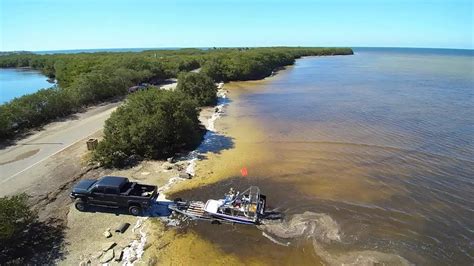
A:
[129, 205, 142, 216]
[75, 199, 87, 212]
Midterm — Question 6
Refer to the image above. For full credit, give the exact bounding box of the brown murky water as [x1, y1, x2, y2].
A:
[162, 48, 474, 265]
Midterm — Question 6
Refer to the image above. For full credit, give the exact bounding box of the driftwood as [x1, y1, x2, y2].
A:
[115, 222, 130, 233]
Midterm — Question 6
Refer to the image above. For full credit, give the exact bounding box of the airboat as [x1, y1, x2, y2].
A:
[168, 186, 270, 225]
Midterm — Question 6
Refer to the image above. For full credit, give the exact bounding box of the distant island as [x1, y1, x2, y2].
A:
[0, 51, 34, 56]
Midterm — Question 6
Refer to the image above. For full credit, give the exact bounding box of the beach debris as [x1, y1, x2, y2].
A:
[114, 248, 124, 262]
[102, 241, 116, 252]
[167, 157, 174, 163]
[99, 249, 114, 263]
[103, 228, 112, 238]
[115, 222, 130, 234]
[179, 173, 191, 179]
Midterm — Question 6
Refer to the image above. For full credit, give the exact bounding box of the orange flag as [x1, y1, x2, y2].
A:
[240, 167, 248, 177]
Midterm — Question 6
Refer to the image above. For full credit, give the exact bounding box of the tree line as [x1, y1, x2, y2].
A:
[0, 47, 352, 140]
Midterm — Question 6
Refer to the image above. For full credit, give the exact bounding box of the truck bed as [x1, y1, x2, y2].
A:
[121, 183, 156, 197]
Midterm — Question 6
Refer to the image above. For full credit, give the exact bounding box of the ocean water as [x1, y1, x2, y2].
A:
[0, 68, 53, 104]
[175, 48, 474, 265]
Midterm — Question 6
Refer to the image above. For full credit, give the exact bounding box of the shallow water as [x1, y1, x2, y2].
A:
[0, 68, 53, 103]
[171, 48, 474, 265]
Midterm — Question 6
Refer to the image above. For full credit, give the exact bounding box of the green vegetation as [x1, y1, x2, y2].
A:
[0, 194, 37, 263]
[0, 194, 65, 264]
[0, 87, 75, 137]
[0, 194, 35, 246]
[199, 47, 353, 81]
[93, 90, 203, 167]
[0, 47, 353, 141]
[176, 72, 217, 106]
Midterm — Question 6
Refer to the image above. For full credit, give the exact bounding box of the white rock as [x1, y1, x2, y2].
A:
[114, 248, 124, 262]
[103, 229, 112, 238]
[78, 259, 91, 266]
[99, 249, 114, 263]
[179, 173, 191, 179]
[102, 241, 116, 251]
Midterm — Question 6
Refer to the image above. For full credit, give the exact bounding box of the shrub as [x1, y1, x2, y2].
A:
[0, 194, 35, 243]
[93, 89, 203, 167]
[0, 194, 65, 264]
[200, 58, 229, 82]
[0, 87, 76, 138]
[176, 72, 217, 106]
[0, 194, 35, 262]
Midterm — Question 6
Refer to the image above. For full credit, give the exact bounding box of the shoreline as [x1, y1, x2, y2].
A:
[57, 83, 230, 265]
[141, 58, 413, 265]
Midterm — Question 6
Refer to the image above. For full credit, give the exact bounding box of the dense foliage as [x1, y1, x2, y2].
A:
[0, 87, 75, 138]
[0, 194, 64, 264]
[0, 47, 353, 140]
[0, 194, 36, 262]
[199, 47, 353, 81]
[176, 72, 217, 106]
[93, 89, 203, 167]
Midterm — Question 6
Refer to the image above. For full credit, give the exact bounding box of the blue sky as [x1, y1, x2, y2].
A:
[0, 0, 472, 51]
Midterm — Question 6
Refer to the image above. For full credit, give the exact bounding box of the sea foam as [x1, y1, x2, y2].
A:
[259, 211, 411, 265]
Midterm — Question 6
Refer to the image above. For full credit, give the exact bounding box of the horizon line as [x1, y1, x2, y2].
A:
[1, 46, 473, 53]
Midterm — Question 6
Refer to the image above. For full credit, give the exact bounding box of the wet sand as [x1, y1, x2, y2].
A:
[167, 80, 280, 194]
[152, 76, 337, 265]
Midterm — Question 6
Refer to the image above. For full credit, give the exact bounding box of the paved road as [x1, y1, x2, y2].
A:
[0, 102, 120, 184]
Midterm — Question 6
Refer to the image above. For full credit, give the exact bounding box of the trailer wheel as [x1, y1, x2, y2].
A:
[129, 205, 142, 216]
[75, 199, 87, 212]
[173, 198, 183, 203]
[211, 220, 221, 225]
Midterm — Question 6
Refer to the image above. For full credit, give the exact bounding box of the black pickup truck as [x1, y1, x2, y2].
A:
[70, 176, 158, 215]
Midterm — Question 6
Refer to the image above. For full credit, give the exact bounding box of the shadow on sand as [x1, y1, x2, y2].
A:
[74, 200, 175, 218]
[0, 218, 66, 265]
